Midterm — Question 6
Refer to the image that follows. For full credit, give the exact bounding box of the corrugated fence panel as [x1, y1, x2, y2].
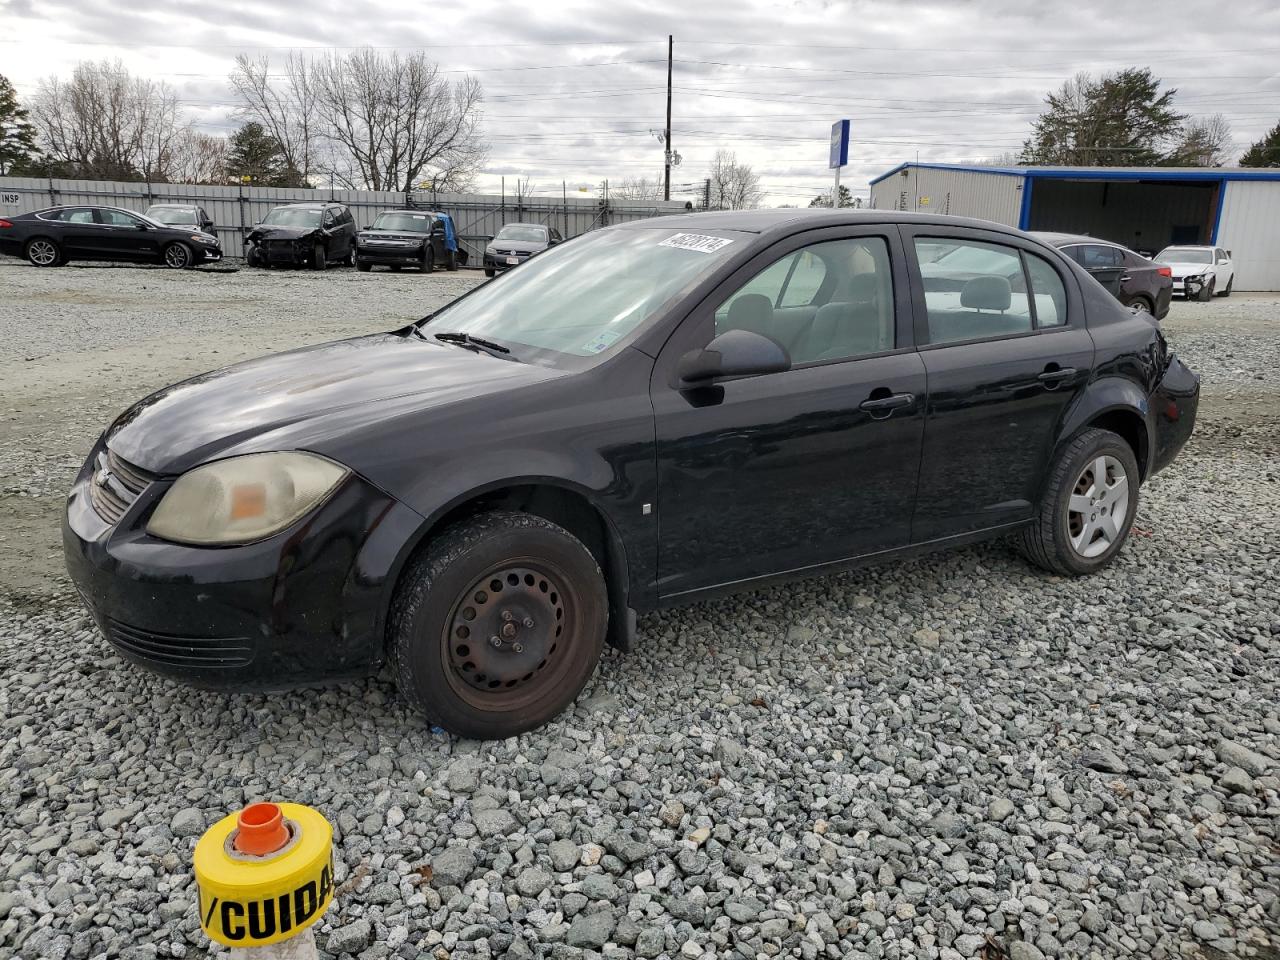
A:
[0, 177, 689, 261]
[1216, 181, 1280, 292]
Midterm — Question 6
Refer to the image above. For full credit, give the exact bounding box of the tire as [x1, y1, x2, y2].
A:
[356, 261, 372, 272]
[484, 268, 496, 278]
[25, 237, 62, 267]
[1198, 278, 1214, 302]
[390, 265, 402, 272]
[1017, 428, 1140, 577]
[345, 248, 355, 267]
[390, 511, 608, 739]
[1219, 276, 1232, 297]
[246, 247, 263, 268]
[421, 246, 434, 273]
[446, 249, 459, 271]
[1129, 296, 1153, 318]
[311, 241, 327, 271]
[163, 242, 193, 269]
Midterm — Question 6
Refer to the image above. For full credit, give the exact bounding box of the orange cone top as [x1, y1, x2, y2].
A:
[234, 802, 290, 856]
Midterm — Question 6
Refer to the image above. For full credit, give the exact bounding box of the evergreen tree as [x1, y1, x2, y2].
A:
[0, 73, 40, 175]
[1240, 121, 1280, 167]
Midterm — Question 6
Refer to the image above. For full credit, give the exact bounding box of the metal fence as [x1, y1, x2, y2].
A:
[0, 177, 691, 264]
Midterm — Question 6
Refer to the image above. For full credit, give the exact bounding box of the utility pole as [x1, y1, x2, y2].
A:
[703, 177, 711, 211]
[664, 35, 673, 202]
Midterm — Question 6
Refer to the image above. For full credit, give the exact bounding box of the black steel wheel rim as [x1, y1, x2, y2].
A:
[442, 560, 574, 708]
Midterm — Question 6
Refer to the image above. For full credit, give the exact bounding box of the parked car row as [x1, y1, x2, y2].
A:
[1, 200, 556, 276]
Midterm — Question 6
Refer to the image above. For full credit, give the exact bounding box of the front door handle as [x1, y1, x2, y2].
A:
[1119, 275, 1132, 282]
[860, 392, 914, 418]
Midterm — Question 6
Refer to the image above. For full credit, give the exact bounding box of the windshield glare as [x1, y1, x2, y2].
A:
[374, 212, 435, 232]
[262, 208, 322, 228]
[1157, 247, 1212, 264]
[148, 208, 196, 225]
[495, 225, 548, 243]
[427, 227, 742, 361]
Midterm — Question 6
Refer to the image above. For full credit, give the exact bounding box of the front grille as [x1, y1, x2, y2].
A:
[105, 619, 253, 669]
[89, 449, 154, 524]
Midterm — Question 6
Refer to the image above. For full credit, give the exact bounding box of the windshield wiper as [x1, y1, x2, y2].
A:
[431, 330, 513, 357]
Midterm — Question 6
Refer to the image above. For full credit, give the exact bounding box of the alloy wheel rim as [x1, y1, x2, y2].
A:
[30, 241, 56, 265]
[166, 245, 188, 268]
[444, 563, 568, 700]
[1067, 454, 1130, 558]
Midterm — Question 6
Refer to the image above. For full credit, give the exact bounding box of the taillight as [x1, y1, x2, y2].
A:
[1156, 266, 1172, 278]
[0, 219, 12, 228]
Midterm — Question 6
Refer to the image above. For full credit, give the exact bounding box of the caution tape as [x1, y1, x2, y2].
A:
[194, 803, 334, 948]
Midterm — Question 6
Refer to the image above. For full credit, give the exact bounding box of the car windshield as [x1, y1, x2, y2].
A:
[373, 212, 435, 232]
[1157, 247, 1212, 264]
[148, 207, 196, 225]
[495, 225, 548, 243]
[425, 227, 742, 362]
[262, 208, 322, 228]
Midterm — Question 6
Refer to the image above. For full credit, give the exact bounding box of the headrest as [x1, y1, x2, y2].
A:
[849, 273, 880, 302]
[961, 275, 1012, 311]
[726, 293, 774, 331]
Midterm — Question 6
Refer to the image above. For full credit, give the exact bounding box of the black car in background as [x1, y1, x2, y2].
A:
[244, 202, 356, 269]
[355, 210, 465, 273]
[0, 205, 222, 268]
[144, 203, 216, 235]
[483, 222, 561, 277]
[64, 209, 1199, 739]
[1034, 233, 1172, 320]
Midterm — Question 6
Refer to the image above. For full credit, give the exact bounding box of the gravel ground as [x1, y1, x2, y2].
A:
[1, 260, 1277, 960]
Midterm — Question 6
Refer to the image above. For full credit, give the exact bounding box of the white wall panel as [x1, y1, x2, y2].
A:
[1216, 181, 1280, 291]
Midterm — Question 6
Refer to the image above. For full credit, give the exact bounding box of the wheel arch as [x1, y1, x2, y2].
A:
[1058, 378, 1153, 481]
[383, 478, 633, 657]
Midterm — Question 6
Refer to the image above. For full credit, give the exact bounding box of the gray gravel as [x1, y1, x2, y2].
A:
[1, 262, 1278, 959]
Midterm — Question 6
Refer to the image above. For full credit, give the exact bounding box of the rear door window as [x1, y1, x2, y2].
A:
[915, 238, 1032, 344]
[1079, 245, 1121, 269]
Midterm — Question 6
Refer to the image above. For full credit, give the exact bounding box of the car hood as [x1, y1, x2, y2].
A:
[106, 332, 560, 475]
[247, 225, 320, 241]
[1161, 261, 1214, 277]
[487, 239, 547, 254]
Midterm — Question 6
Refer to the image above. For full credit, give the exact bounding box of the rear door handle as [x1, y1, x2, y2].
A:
[1119, 275, 1132, 282]
[860, 392, 914, 417]
[1038, 367, 1076, 385]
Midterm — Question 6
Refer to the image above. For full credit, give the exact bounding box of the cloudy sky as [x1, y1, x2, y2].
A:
[3, 0, 1278, 206]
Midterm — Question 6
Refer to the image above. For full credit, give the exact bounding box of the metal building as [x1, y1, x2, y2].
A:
[869, 163, 1280, 291]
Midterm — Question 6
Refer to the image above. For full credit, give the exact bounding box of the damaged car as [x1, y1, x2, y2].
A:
[244, 202, 356, 270]
[355, 210, 466, 273]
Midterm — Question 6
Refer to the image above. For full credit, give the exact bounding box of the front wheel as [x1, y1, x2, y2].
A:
[246, 246, 263, 268]
[1198, 278, 1214, 302]
[311, 241, 327, 271]
[163, 242, 193, 269]
[356, 261, 372, 272]
[1016, 428, 1139, 576]
[446, 249, 459, 271]
[421, 246, 434, 273]
[25, 238, 62, 267]
[1218, 276, 1232, 297]
[484, 267, 496, 278]
[390, 512, 608, 739]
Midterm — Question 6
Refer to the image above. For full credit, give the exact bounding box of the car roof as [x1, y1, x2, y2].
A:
[1158, 244, 1215, 249]
[379, 209, 436, 215]
[273, 202, 337, 209]
[498, 221, 547, 228]
[147, 202, 199, 208]
[1031, 231, 1120, 247]
[616, 207, 1034, 237]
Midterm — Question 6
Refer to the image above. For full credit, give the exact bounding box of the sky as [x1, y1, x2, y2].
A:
[2, 0, 1278, 206]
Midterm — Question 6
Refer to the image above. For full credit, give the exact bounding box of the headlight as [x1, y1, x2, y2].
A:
[190, 234, 218, 245]
[147, 452, 348, 546]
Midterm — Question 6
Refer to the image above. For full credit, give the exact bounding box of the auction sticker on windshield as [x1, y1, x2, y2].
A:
[659, 233, 735, 253]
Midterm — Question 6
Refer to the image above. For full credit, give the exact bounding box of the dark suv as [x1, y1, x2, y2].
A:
[64, 210, 1198, 739]
[1035, 233, 1172, 320]
[244, 202, 356, 269]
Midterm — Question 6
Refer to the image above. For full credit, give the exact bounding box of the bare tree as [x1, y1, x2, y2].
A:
[307, 49, 486, 192]
[613, 175, 663, 200]
[229, 52, 319, 183]
[707, 150, 764, 210]
[30, 60, 185, 180]
[1166, 114, 1234, 167]
[168, 130, 228, 184]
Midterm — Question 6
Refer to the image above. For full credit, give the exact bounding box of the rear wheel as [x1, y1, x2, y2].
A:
[1129, 296, 1153, 318]
[390, 511, 608, 739]
[163, 242, 192, 269]
[25, 238, 62, 267]
[1017, 428, 1139, 576]
[311, 241, 327, 271]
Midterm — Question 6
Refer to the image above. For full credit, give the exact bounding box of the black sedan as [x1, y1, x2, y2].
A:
[482, 222, 562, 277]
[244, 202, 356, 270]
[64, 210, 1198, 738]
[1034, 233, 1173, 320]
[355, 210, 465, 272]
[0, 205, 222, 268]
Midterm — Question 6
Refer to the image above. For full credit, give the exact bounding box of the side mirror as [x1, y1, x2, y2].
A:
[677, 329, 790, 385]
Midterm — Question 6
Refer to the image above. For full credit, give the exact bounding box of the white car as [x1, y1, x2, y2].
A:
[1154, 245, 1235, 300]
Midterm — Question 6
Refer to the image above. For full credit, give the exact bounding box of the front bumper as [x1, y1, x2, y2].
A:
[63, 439, 423, 691]
[249, 240, 313, 267]
[1149, 354, 1200, 476]
[483, 252, 531, 271]
[193, 246, 222, 264]
[1172, 276, 1208, 298]
[356, 242, 426, 266]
